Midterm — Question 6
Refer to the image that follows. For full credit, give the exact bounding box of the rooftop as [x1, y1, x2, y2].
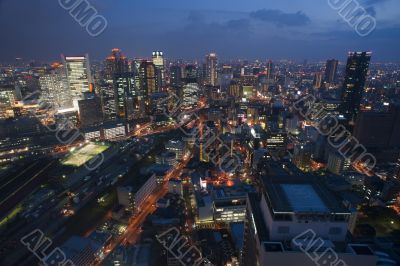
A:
[262, 174, 349, 214]
[281, 184, 328, 213]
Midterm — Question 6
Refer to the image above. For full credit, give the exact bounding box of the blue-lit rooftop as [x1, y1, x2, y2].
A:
[281, 184, 328, 213]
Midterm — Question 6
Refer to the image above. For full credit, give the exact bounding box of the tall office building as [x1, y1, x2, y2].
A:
[182, 83, 199, 109]
[170, 65, 182, 89]
[104, 48, 129, 80]
[152, 51, 165, 90]
[170, 65, 183, 100]
[114, 73, 136, 120]
[324, 59, 339, 84]
[99, 81, 116, 121]
[63, 55, 93, 108]
[131, 60, 147, 117]
[184, 65, 198, 84]
[340, 52, 371, 122]
[139, 61, 157, 97]
[266, 59, 274, 80]
[205, 53, 218, 86]
[78, 97, 103, 127]
[220, 65, 233, 90]
[353, 105, 400, 148]
[39, 63, 72, 110]
[313, 72, 323, 89]
[327, 151, 351, 175]
[293, 142, 313, 172]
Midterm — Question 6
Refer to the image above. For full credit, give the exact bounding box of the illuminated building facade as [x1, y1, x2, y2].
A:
[182, 83, 199, 109]
[0, 85, 15, 118]
[104, 48, 129, 80]
[205, 53, 218, 86]
[115, 73, 136, 119]
[39, 63, 73, 110]
[139, 61, 157, 97]
[152, 51, 165, 90]
[63, 55, 93, 108]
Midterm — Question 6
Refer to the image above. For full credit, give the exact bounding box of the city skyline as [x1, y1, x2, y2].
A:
[1, 1, 399, 266]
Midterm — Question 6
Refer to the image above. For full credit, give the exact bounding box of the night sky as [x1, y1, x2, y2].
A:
[0, 0, 399, 62]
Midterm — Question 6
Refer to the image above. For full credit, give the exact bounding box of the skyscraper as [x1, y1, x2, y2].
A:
[152, 51, 165, 90]
[182, 83, 199, 109]
[184, 65, 198, 84]
[340, 52, 371, 122]
[313, 72, 323, 89]
[293, 142, 313, 172]
[324, 59, 338, 84]
[170, 65, 182, 89]
[115, 73, 136, 119]
[104, 48, 129, 80]
[139, 61, 157, 97]
[205, 53, 218, 86]
[220, 65, 233, 90]
[266, 59, 274, 80]
[78, 97, 103, 127]
[39, 63, 72, 110]
[63, 54, 93, 108]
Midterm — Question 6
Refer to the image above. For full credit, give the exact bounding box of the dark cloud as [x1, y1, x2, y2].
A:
[311, 25, 400, 42]
[184, 11, 251, 34]
[360, 0, 390, 16]
[361, 0, 390, 6]
[250, 9, 311, 27]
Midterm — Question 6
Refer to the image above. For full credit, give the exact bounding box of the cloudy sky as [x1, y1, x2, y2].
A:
[0, 0, 399, 62]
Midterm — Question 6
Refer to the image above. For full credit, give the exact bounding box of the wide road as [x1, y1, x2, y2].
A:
[98, 152, 193, 265]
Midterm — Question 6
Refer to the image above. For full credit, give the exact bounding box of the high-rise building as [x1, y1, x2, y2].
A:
[78, 97, 103, 127]
[293, 142, 313, 172]
[182, 83, 199, 109]
[63, 55, 93, 108]
[340, 52, 371, 122]
[220, 65, 233, 90]
[324, 59, 338, 83]
[115, 73, 136, 120]
[131, 60, 147, 117]
[0, 86, 15, 118]
[184, 65, 198, 84]
[99, 81, 117, 121]
[104, 48, 129, 80]
[170, 65, 182, 89]
[353, 105, 400, 149]
[266, 59, 274, 80]
[313, 72, 323, 89]
[205, 53, 218, 86]
[139, 61, 157, 97]
[243, 174, 378, 266]
[327, 151, 351, 175]
[152, 51, 165, 90]
[39, 63, 72, 110]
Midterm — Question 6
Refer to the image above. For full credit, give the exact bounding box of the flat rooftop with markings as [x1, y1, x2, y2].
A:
[62, 143, 110, 167]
